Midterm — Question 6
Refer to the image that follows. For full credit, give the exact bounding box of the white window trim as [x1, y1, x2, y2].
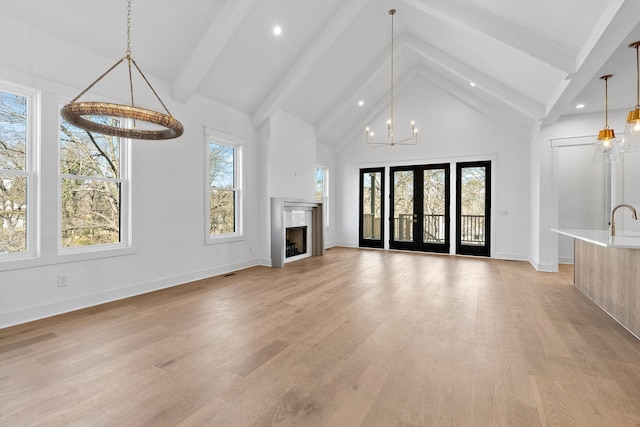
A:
[205, 127, 245, 245]
[0, 81, 40, 263]
[57, 108, 132, 256]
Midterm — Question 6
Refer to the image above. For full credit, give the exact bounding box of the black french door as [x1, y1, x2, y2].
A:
[456, 161, 491, 256]
[359, 168, 385, 248]
[389, 164, 450, 253]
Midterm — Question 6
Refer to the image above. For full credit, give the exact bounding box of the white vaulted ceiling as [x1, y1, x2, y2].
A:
[2, 0, 640, 147]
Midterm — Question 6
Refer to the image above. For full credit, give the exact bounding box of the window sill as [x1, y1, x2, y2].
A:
[0, 246, 137, 272]
[206, 234, 244, 245]
[57, 245, 137, 264]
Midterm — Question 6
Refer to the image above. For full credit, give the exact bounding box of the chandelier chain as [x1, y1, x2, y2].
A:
[126, 0, 135, 108]
[126, 0, 132, 59]
[70, 57, 125, 103]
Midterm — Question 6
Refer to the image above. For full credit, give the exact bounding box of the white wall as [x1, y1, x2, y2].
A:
[618, 148, 640, 233]
[529, 123, 543, 269]
[257, 110, 330, 262]
[0, 15, 261, 328]
[267, 110, 317, 200]
[530, 108, 638, 270]
[556, 144, 604, 263]
[332, 78, 531, 260]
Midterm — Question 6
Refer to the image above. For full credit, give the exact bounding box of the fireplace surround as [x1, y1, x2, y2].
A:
[270, 198, 323, 267]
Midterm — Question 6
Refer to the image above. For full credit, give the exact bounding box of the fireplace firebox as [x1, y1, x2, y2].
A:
[286, 226, 307, 258]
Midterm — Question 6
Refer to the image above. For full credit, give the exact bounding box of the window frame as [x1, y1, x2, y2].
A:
[57, 107, 131, 256]
[0, 81, 40, 262]
[205, 127, 244, 244]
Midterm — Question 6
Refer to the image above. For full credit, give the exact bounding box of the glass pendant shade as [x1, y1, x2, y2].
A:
[622, 41, 640, 152]
[593, 136, 620, 163]
[593, 74, 619, 163]
[622, 108, 640, 152]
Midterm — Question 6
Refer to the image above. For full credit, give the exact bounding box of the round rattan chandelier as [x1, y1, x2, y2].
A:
[60, 0, 184, 140]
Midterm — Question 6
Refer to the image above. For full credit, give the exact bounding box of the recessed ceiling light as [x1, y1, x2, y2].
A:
[470, 82, 476, 87]
[576, 104, 585, 109]
[358, 100, 364, 107]
[273, 26, 282, 36]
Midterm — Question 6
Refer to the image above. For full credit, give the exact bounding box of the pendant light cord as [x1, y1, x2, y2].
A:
[389, 9, 395, 142]
[602, 74, 611, 128]
[365, 9, 417, 147]
[635, 42, 639, 108]
[606, 76, 609, 128]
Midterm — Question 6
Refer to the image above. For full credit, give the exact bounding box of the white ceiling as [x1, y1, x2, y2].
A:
[2, 0, 640, 147]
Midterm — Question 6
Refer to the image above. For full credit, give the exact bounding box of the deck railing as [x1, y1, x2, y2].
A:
[393, 214, 485, 244]
[459, 214, 485, 245]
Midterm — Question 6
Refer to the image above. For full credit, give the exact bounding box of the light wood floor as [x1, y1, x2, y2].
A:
[2, 248, 640, 426]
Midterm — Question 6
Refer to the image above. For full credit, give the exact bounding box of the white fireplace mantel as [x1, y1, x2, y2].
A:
[270, 198, 324, 267]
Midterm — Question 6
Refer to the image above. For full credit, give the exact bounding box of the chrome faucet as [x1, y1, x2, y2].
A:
[611, 204, 639, 236]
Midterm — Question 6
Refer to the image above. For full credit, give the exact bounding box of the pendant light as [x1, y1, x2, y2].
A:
[593, 74, 620, 163]
[60, 0, 184, 140]
[365, 9, 418, 147]
[621, 41, 640, 152]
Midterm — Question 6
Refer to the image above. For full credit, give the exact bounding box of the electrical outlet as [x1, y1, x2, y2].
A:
[57, 275, 68, 287]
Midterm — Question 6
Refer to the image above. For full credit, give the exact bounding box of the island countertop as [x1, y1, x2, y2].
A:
[552, 228, 640, 249]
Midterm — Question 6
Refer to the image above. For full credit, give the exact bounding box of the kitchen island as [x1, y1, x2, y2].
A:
[553, 228, 640, 338]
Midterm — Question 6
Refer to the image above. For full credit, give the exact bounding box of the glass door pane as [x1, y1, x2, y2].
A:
[393, 169, 414, 243]
[423, 168, 446, 244]
[456, 161, 491, 256]
[359, 168, 384, 248]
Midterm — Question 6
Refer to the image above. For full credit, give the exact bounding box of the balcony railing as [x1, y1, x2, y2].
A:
[393, 214, 485, 245]
[458, 214, 485, 245]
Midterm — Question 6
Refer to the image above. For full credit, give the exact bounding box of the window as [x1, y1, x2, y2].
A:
[0, 83, 38, 259]
[315, 167, 325, 200]
[207, 129, 243, 242]
[59, 115, 129, 251]
[315, 166, 329, 227]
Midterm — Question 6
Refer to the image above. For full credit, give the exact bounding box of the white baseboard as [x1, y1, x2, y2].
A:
[0, 258, 262, 329]
[257, 257, 272, 267]
[558, 257, 574, 264]
[493, 252, 529, 262]
[529, 260, 556, 272]
[333, 241, 358, 248]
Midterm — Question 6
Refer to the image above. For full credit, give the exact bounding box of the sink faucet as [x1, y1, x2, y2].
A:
[611, 203, 639, 236]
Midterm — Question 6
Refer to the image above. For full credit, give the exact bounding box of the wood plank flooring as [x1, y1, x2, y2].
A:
[2, 247, 640, 426]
